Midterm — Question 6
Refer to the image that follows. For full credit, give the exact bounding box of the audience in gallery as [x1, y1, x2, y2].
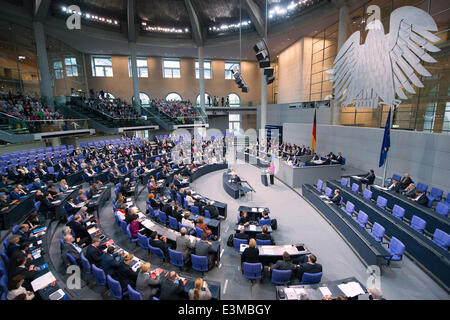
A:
[84, 97, 139, 119]
[0, 92, 67, 121]
[150, 99, 201, 124]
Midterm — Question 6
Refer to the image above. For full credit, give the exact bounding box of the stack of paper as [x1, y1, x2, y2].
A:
[249, 225, 256, 231]
[319, 286, 332, 297]
[338, 282, 365, 297]
[258, 208, 264, 213]
[284, 288, 298, 300]
[31, 272, 56, 291]
[293, 288, 306, 297]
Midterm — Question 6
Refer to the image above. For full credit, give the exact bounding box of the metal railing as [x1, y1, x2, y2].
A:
[0, 111, 90, 134]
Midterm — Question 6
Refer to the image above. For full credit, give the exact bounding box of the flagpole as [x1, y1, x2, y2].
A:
[381, 106, 392, 186]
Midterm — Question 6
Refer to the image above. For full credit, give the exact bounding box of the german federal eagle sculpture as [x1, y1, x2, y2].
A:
[333, 5, 441, 109]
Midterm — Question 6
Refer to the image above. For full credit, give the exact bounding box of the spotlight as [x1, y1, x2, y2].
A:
[266, 75, 275, 85]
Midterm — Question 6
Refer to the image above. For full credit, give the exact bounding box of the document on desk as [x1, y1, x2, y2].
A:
[319, 195, 327, 198]
[141, 220, 155, 229]
[319, 286, 332, 297]
[249, 225, 256, 231]
[252, 207, 257, 212]
[338, 282, 365, 297]
[52, 200, 61, 204]
[258, 208, 264, 213]
[284, 288, 298, 300]
[293, 288, 306, 297]
[31, 272, 56, 291]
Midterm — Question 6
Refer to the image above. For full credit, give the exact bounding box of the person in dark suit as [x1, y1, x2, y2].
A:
[64, 197, 81, 216]
[8, 255, 37, 291]
[6, 235, 21, 258]
[194, 233, 217, 270]
[204, 201, 219, 219]
[85, 237, 105, 268]
[62, 234, 83, 265]
[232, 174, 241, 185]
[326, 189, 342, 205]
[8, 242, 32, 274]
[159, 271, 186, 300]
[412, 190, 428, 206]
[295, 254, 322, 282]
[112, 253, 138, 290]
[255, 225, 275, 245]
[238, 211, 250, 226]
[399, 173, 412, 190]
[101, 246, 124, 276]
[268, 252, 297, 275]
[360, 170, 376, 186]
[176, 228, 196, 263]
[241, 238, 260, 266]
[14, 225, 35, 243]
[162, 199, 174, 217]
[402, 183, 416, 198]
[387, 179, 400, 192]
[169, 204, 183, 222]
[149, 231, 170, 256]
[36, 191, 57, 219]
[67, 214, 91, 246]
[334, 152, 344, 164]
[234, 227, 249, 241]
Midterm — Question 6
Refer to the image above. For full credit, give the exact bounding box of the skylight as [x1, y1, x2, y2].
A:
[268, 0, 318, 20]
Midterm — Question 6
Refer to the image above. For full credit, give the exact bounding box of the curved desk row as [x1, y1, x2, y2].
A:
[190, 163, 228, 182]
[302, 184, 390, 268]
[327, 180, 450, 291]
[98, 205, 221, 299]
[276, 276, 367, 300]
[222, 172, 241, 199]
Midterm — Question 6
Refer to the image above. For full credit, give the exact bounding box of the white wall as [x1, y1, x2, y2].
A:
[283, 123, 450, 193]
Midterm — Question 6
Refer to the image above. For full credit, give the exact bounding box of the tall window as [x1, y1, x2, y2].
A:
[196, 93, 211, 107]
[128, 57, 148, 77]
[92, 56, 113, 77]
[53, 61, 64, 79]
[310, 23, 338, 101]
[227, 93, 240, 107]
[443, 102, 450, 133]
[195, 60, 212, 79]
[225, 61, 240, 79]
[229, 114, 241, 133]
[139, 92, 150, 105]
[64, 57, 78, 77]
[423, 103, 437, 132]
[98, 92, 115, 100]
[166, 92, 182, 101]
[163, 58, 181, 78]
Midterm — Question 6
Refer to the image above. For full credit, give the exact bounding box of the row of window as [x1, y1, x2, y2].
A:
[52, 56, 240, 80]
[102, 91, 241, 107]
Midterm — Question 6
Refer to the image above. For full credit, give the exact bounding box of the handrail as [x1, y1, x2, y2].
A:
[0, 111, 87, 122]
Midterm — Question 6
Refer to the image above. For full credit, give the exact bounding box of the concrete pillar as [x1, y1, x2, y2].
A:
[129, 41, 141, 115]
[331, 3, 350, 126]
[198, 46, 205, 112]
[260, 69, 267, 134]
[33, 21, 54, 109]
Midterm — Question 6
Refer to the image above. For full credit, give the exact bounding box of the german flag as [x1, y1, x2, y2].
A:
[311, 109, 317, 152]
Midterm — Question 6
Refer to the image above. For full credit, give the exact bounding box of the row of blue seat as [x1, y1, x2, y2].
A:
[341, 175, 450, 210]
[317, 179, 450, 252]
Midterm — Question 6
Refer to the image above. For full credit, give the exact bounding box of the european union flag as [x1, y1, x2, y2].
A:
[379, 107, 392, 167]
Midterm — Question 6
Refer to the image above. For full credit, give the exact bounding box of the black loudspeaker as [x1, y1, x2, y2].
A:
[242, 86, 249, 93]
[264, 67, 274, 77]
